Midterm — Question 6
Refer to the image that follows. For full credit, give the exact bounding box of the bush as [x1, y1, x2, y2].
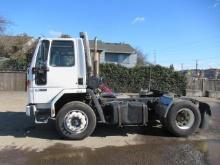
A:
[0, 34, 36, 71]
[100, 63, 186, 95]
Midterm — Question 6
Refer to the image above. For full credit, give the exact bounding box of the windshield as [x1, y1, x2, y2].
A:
[35, 40, 49, 68]
[50, 41, 75, 67]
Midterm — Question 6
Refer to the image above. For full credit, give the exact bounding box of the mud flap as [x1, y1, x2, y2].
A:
[199, 102, 211, 129]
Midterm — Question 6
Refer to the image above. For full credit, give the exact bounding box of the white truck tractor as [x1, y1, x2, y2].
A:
[26, 32, 211, 140]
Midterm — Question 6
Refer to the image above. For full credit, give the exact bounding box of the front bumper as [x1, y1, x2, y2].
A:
[26, 104, 37, 117]
[26, 104, 51, 123]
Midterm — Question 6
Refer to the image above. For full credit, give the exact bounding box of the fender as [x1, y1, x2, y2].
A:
[155, 95, 211, 128]
[50, 88, 87, 117]
[50, 88, 106, 123]
[155, 96, 183, 118]
[180, 97, 212, 116]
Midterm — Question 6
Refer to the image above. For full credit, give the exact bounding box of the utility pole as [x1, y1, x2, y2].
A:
[148, 66, 151, 91]
[196, 60, 198, 70]
[196, 59, 198, 77]
[181, 63, 184, 72]
[153, 50, 157, 65]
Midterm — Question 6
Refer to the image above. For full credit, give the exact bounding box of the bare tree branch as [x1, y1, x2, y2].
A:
[135, 48, 147, 66]
[0, 17, 8, 34]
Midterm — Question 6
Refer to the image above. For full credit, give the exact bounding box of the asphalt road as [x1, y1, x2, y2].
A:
[0, 92, 220, 165]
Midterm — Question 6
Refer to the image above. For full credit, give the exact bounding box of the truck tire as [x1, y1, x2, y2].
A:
[56, 101, 96, 140]
[166, 101, 201, 137]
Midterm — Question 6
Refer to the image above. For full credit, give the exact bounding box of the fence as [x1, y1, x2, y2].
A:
[0, 71, 220, 99]
[186, 78, 220, 98]
[0, 71, 26, 91]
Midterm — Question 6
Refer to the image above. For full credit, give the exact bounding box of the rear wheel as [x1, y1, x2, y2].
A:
[56, 101, 96, 140]
[166, 101, 201, 137]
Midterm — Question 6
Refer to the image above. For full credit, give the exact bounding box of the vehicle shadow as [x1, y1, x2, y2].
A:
[93, 123, 173, 138]
[0, 111, 173, 140]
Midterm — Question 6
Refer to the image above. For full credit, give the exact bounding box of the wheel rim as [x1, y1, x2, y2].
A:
[175, 108, 195, 130]
[64, 110, 88, 134]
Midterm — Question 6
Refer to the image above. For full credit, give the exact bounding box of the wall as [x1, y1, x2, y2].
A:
[186, 78, 220, 98]
[127, 53, 137, 68]
[0, 71, 26, 91]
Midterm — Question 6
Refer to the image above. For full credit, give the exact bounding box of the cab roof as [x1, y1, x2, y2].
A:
[39, 37, 81, 41]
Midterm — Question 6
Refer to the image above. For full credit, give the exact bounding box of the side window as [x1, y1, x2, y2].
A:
[35, 40, 49, 85]
[50, 41, 75, 67]
[35, 40, 49, 68]
[105, 53, 129, 64]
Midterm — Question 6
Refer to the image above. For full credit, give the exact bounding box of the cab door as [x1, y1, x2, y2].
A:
[32, 40, 77, 103]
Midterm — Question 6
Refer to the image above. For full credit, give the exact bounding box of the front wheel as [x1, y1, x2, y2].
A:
[56, 101, 96, 140]
[166, 101, 201, 137]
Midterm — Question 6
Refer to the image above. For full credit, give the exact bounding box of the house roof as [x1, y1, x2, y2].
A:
[89, 40, 135, 54]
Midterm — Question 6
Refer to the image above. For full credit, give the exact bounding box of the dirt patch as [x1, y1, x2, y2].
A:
[1, 141, 215, 165]
[0, 92, 220, 164]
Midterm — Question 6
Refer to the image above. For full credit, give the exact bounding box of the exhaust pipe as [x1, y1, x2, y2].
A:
[93, 37, 99, 76]
[80, 32, 93, 77]
[80, 32, 101, 90]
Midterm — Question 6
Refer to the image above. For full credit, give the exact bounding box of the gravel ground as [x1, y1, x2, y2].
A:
[0, 91, 220, 165]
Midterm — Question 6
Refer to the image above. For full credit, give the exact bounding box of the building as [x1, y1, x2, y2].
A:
[203, 69, 220, 79]
[89, 40, 137, 68]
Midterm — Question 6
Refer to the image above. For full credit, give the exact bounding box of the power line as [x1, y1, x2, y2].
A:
[158, 56, 219, 63]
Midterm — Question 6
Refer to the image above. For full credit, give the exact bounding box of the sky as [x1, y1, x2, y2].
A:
[0, 0, 220, 70]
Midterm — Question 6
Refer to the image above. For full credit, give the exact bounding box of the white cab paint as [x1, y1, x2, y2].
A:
[27, 38, 87, 105]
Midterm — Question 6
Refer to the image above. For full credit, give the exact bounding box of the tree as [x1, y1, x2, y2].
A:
[169, 64, 174, 71]
[0, 17, 8, 34]
[0, 34, 35, 70]
[135, 48, 147, 66]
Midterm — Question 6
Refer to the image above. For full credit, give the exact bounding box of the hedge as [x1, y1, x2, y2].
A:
[100, 63, 186, 95]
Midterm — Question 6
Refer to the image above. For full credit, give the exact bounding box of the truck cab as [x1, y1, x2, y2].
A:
[27, 38, 87, 105]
